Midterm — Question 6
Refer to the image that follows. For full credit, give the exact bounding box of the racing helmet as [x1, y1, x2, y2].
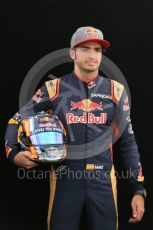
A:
[17, 112, 67, 163]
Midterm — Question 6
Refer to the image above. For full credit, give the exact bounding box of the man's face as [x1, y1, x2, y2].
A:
[69, 42, 102, 73]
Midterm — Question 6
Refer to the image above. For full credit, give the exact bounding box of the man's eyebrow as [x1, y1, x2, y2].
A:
[80, 46, 90, 48]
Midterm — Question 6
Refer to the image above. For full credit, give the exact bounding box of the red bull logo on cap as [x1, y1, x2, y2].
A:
[85, 27, 99, 38]
[86, 28, 97, 34]
[71, 99, 103, 112]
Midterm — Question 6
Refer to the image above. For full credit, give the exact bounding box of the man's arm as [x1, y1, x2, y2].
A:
[112, 81, 145, 223]
[5, 79, 59, 168]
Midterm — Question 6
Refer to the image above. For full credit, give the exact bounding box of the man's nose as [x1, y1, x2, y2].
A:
[87, 49, 97, 58]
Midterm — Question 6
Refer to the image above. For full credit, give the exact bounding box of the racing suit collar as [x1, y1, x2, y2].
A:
[73, 71, 99, 83]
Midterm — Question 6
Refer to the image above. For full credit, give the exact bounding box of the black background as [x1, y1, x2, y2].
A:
[1, 0, 153, 229]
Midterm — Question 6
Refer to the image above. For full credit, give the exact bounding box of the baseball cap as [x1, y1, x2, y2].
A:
[70, 26, 110, 49]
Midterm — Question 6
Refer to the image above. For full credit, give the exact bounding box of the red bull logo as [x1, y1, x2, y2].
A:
[85, 27, 99, 38]
[66, 112, 107, 124]
[71, 99, 103, 112]
[68, 100, 106, 124]
[86, 28, 97, 34]
[40, 116, 54, 122]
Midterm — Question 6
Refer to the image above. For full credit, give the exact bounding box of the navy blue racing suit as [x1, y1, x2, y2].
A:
[5, 73, 144, 230]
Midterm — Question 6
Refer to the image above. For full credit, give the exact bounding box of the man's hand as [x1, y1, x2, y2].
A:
[13, 151, 39, 169]
[128, 195, 145, 223]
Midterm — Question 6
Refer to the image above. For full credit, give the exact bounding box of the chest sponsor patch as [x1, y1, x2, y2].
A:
[70, 99, 103, 112]
[90, 93, 112, 99]
[66, 112, 107, 124]
[86, 164, 104, 170]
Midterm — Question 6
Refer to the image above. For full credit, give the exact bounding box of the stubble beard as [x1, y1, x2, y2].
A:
[77, 62, 100, 74]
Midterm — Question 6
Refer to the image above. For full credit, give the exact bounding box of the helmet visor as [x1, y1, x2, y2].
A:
[30, 132, 63, 146]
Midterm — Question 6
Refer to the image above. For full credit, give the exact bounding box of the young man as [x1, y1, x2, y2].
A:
[5, 26, 146, 230]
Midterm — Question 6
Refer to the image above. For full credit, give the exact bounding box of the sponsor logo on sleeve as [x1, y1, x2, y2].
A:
[123, 105, 129, 111]
[32, 89, 43, 103]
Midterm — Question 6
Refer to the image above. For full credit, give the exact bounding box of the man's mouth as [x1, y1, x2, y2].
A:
[85, 61, 97, 65]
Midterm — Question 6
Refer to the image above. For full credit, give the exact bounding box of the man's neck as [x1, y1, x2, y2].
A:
[74, 68, 98, 82]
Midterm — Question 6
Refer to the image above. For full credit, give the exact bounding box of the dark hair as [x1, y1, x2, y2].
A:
[72, 46, 107, 54]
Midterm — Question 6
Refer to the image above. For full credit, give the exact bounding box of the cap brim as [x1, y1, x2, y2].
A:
[74, 39, 110, 49]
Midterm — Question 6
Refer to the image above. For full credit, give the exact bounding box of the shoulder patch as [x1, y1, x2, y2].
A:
[45, 79, 60, 101]
[8, 118, 19, 125]
[111, 80, 124, 103]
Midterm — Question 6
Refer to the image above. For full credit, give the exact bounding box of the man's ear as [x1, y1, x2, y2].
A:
[69, 48, 75, 61]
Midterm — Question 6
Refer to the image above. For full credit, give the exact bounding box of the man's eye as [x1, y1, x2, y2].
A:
[96, 48, 102, 52]
[81, 47, 89, 51]
[80, 47, 102, 52]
